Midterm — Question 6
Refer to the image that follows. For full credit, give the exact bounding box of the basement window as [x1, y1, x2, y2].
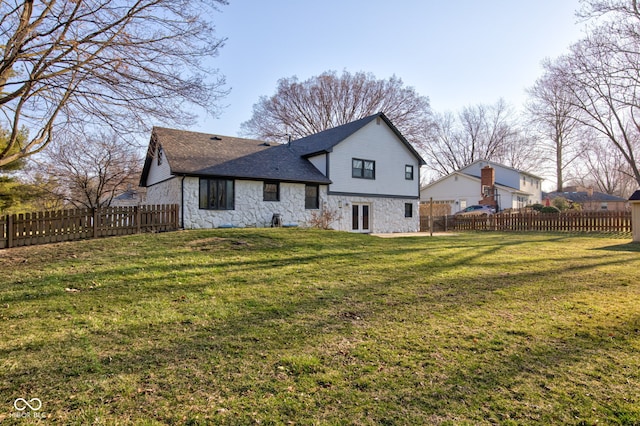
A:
[405, 203, 413, 218]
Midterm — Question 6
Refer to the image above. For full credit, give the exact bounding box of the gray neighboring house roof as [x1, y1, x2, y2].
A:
[140, 112, 424, 187]
[544, 190, 627, 203]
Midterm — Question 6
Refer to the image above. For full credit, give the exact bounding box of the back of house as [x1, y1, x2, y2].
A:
[140, 113, 425, 233]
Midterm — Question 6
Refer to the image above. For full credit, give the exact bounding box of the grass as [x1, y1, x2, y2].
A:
[0, 228, 639, 425]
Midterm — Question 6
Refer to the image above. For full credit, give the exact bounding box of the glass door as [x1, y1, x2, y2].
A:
[351, 203, 370, 232]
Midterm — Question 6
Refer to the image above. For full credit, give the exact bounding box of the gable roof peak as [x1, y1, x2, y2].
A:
[290, 112, 425, 165]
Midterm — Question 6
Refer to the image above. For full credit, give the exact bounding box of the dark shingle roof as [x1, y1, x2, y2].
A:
[194, 143, 331, 183]
[140, 127, 331, 186]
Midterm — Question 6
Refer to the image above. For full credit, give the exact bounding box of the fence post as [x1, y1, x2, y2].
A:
[93, 208, 98, 239]
[6, 215, 13, 248]
[136, 206, 141, 234]
[429, 197, 433, 236]
[629, 191, 640, 242]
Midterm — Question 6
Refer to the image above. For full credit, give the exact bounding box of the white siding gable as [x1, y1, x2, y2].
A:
[307, 153, 327, 176]
[328, 119, 420, 197]
[146, 144, 173, 186]
[462, 161, 520, 189]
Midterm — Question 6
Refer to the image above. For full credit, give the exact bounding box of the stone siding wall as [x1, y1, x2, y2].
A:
[146, 176, 419, 233]
[182, 178, 328, 229]
[325, 195, 420, 233]
[146, 177, 182, 206]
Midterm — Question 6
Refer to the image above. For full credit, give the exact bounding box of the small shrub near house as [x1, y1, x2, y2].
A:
[552, 196, 571, 211]
[308, 208, 341, 229]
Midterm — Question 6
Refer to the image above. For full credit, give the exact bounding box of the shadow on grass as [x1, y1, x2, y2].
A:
[1, 229, 639, 423]
[595, 242, 640, 252]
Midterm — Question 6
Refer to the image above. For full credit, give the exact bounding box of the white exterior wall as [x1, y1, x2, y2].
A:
[146, 145, 173, 185]
[328, 120, 421, 197]
[308, 154, 327, 176]
[181, 178, 329, 229]
[146, 176, 418, 232]
[421, 174, 482, 213]
[146, 177, 182, 206]
[519, 174, 542, 204]
[325, 195, 420, 233]
[462, 161, 520, 189]
[496, 189, 518, 210]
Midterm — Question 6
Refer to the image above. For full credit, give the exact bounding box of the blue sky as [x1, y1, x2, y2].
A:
[192, 1, 586, 137]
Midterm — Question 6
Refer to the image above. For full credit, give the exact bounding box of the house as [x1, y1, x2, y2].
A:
[420, 160, 543, 213]
[139, 113, 425, 233]
[544, 186, 629, 211]
[109, 187, 146, 207]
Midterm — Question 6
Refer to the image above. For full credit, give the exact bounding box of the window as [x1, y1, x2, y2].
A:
[263, 181, 279, 201]
[405, 165, 414, 180]
[199, 179, 234, 210]
[352, 158, 375, 179]
[404, 203, 413, 218]
[305, 184, 319, 209]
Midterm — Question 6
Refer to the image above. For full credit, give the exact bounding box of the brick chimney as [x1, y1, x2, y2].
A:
[587, 186, 594, 197]
[479, 166, 497, 208]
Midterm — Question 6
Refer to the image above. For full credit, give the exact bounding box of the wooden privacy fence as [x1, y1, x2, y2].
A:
[0, 204, 179, 249]
[421, 211, 632, 233]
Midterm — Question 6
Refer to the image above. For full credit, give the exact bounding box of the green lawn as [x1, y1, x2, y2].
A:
[1, 229, 639, 425]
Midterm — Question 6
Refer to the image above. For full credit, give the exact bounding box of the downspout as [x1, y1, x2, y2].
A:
[180, 176, 185, 229]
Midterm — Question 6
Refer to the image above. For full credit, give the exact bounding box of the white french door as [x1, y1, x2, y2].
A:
[351, 203, 371, 233]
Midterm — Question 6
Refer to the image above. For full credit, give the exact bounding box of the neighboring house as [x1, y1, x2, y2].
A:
[110, 187, 147, 207]
[139, 113, 425, 233]
[420, 160, 543, 213]
[544, 186, 629, 211]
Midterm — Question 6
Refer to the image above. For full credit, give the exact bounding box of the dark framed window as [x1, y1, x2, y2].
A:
[263, 181, 280, 201]
[305, 184, 319, 209]
[199, 178, 234, 210]
[405, 165, 414, 180]
[404, 203, 413, 218]
[352, 158, 375, 179]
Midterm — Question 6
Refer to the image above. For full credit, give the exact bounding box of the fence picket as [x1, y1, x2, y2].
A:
[421, 211, 632, 234]
[0, 204, 179, 249]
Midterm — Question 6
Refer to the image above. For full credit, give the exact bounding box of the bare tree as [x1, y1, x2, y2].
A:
[35, 132, 142, 209]
[550, 30, 640, 187]
[422, 99, 534, 177]
[240, 70, 433, 145]
[0, 0, 229, 167]
[526, 59, 582, 192]
[577, 134, 638, 196]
